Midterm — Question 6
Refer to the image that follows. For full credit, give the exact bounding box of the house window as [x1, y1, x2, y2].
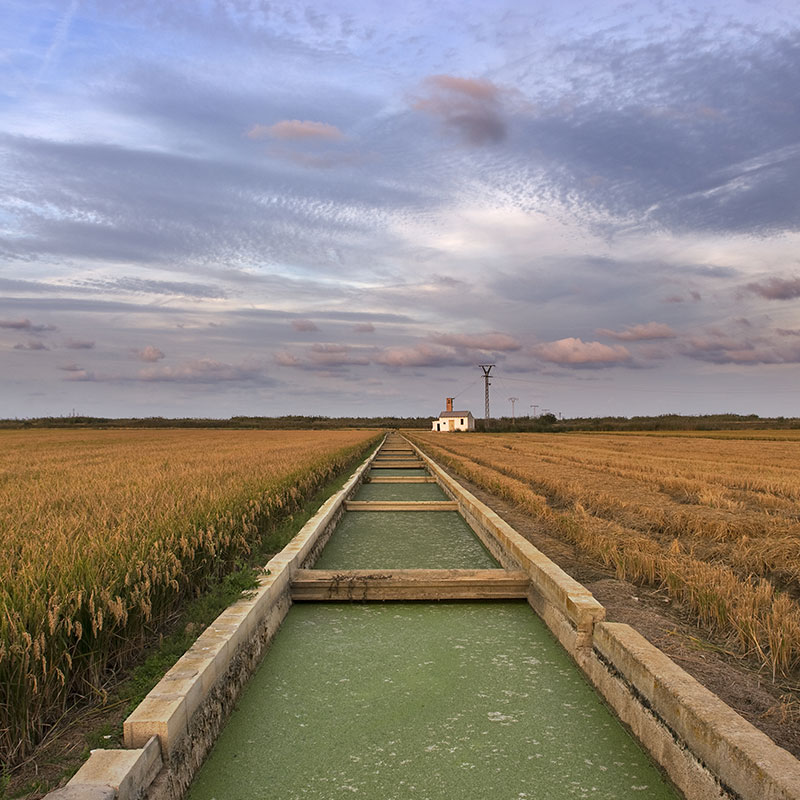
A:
[460, 418, 464, 425]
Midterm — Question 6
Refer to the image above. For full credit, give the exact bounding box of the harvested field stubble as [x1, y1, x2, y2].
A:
[410, 431, 800, 679]
[0, 429, 379, 765]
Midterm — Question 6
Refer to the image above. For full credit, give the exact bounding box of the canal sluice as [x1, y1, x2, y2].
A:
[51, 434, 800, 800]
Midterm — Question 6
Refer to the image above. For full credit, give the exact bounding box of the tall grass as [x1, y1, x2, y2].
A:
[411, 432, 800, 678]
[0, 429, 379, 764]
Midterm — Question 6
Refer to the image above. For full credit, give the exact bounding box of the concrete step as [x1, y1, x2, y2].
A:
[291, 569, 530, 601]
[344, 500, 457, 512]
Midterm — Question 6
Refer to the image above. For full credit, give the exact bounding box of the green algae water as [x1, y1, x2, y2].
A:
[187, 602, 678, 800]
[354, 482, 449, 501]
[314, 511, 498, 569]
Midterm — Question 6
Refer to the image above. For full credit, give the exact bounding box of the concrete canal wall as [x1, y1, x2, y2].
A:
[46, 434, 800, 800]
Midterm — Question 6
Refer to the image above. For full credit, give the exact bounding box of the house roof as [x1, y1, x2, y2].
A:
[438, 411, 473, 418]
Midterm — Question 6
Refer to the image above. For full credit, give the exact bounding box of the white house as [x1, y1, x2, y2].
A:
[431, 397, 476, 432]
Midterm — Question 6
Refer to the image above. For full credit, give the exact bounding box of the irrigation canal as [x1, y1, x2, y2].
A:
[186, 434, 679, 799]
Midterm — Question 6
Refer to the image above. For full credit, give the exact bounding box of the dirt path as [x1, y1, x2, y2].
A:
[455, 471, 800, 760]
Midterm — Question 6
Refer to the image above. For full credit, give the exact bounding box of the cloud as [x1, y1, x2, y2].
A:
[248, 120, 344, 141]
[532, 338, 632, 367]
[596, 322, 677, 341]
[412, 74, 508, 145]
[58, 363, 93, 380]
[680, 329, 800, 364]
[136, 345, 166, 362]
[13, 340, 49, 351]
[354, 322, 375, 333]
[309, 343, 370, 367]
[274, 352, 302, 367]
[292, 319, 319, 332]
[375, 343, 473, 368]
[137, 359, 268, 383]
[80, 277, 227, 299]
[64, 338, 95, 350]
[431, 332, 521, 351]
[744, 276, 800, 300]
[0, 318, 57, 332]
[275, 343, 370, 370]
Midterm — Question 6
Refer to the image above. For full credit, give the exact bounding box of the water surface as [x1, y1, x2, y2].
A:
[188, 602, 678, 800]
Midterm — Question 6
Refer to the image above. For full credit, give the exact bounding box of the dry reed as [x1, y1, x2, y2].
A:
[412, 431, 800, 679]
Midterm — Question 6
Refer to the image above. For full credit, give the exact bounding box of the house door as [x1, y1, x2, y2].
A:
[448, 419, 455, 431]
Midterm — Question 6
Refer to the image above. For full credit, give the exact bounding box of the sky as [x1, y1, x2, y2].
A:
[2, 0, 800, 419]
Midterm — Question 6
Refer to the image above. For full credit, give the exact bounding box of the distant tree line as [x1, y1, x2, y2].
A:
[0, 415, 433, 430]
[1, 412, 797, 432]
[477, 413, 799, 433]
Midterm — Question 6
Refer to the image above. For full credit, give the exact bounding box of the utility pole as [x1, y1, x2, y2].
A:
[479, 364, 495, 422]
[508, 397, 519, 422]
[530, 404, 538, 418]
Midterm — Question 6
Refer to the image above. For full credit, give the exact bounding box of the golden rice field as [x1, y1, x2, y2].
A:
[0, 428, 379, 764]
[411, 430, 800, 679]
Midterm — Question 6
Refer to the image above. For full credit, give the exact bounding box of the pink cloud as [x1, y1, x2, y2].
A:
[431, 331, 521, 351]
[354, 322, 375, 333]
[292, 319, 319, 332]
[412, 74, 507, 145]
[248, 120, 344, 141]
[274, 352, 301, 367]
[596, 322, 677, 341]
[376, 344, 472, 368]
[745, 275, 800, 300]
[533, 338, 632, 367]
[136, 345, 165, 362]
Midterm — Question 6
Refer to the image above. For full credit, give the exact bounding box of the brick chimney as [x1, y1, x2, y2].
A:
[446, 397, 454, 412]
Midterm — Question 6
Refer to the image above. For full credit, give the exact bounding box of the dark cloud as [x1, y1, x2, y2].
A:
[0, 318, 57, 332]
[80, 277, 227, 299]
[63, 338, 95, 350]
[680, 329, 800, 364]
[516, 29, 800, 235]
[353, 322, 375, 333]
[412, 75, 508, 145]
[0, 278, 62, 294]
[13, 340, 49, 351]
[744, 275, 800, 300]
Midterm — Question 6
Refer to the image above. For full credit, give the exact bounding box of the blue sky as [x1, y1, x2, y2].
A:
[2, 0, 800, 419]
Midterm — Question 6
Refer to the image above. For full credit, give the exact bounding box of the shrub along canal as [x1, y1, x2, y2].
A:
[186, 436, 679, 800]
